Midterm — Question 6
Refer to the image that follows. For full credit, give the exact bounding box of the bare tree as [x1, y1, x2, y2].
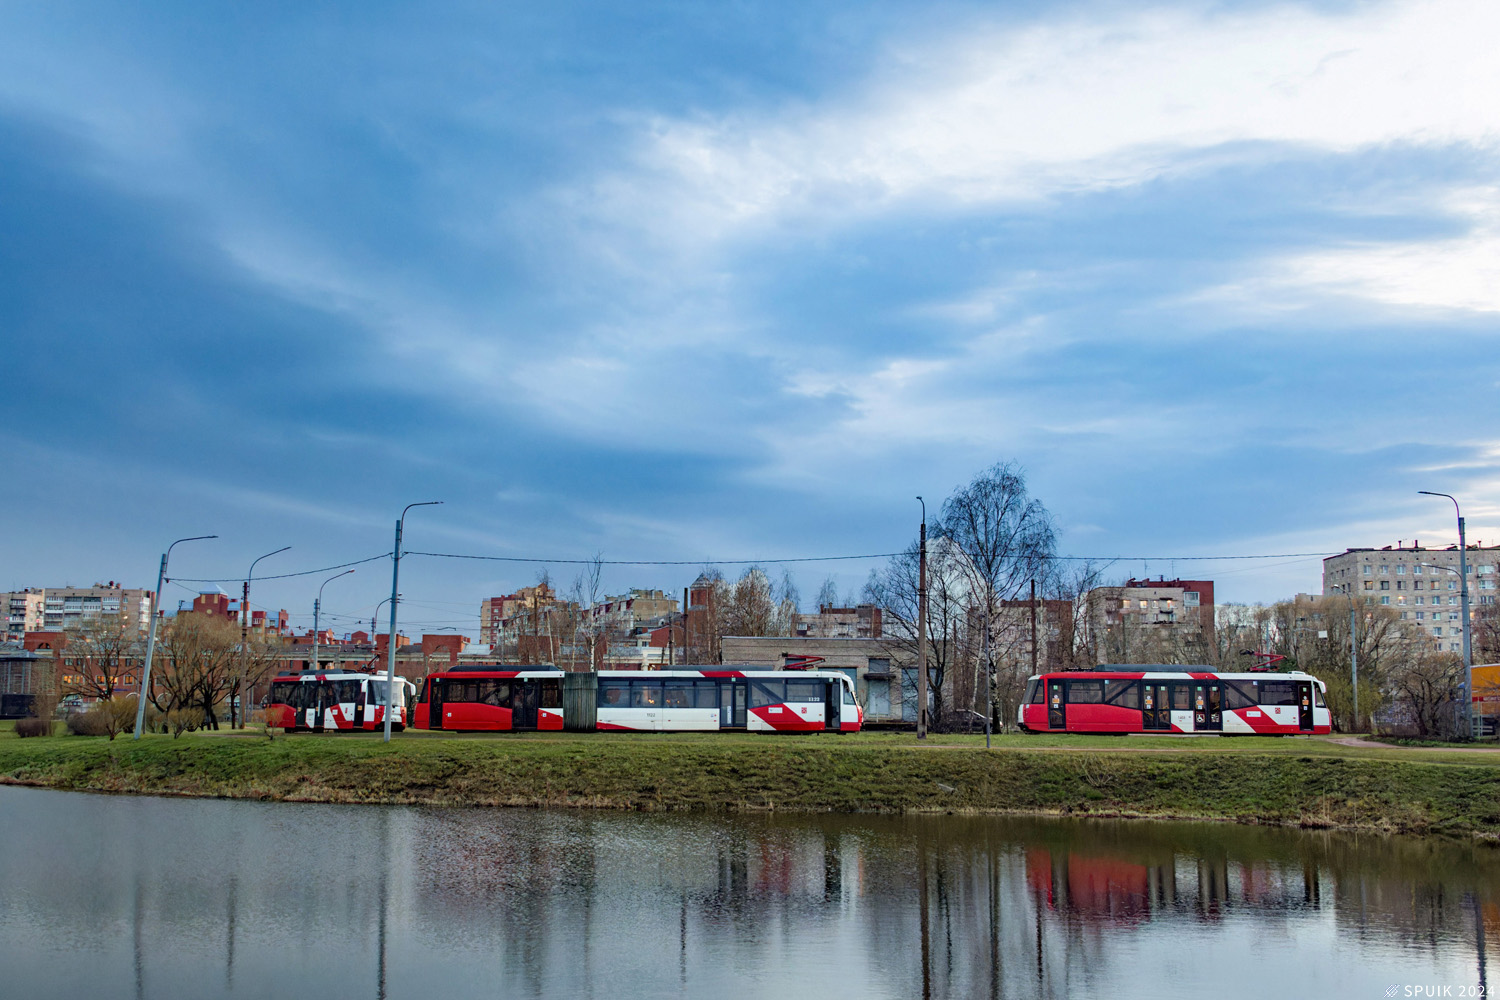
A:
[567, 553, 606, 671]
[1388, 647, 1466, 738]
[814, 576, 840, 611]
[939, 462, 1056, 731]
[61, 615, 142, 704]
[151, 613, 239, 729]
[863, 537, 975, 727]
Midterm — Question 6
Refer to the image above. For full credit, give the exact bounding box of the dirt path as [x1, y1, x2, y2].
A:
[1329, 736, 1500, 752]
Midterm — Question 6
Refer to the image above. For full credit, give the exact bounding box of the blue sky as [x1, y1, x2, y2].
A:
[2, 0, 1497, 635]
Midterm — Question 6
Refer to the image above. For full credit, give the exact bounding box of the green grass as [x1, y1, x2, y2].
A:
[3, 728, 1500, 838]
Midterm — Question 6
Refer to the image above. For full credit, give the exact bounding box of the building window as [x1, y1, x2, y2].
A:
[1381, 596, 1390, 605]
[1396, 581, 1404, 590]
[1416, 611, 1425, 620]
[1433, 627, 1443, 636]
[1414, 565, 1423, 575]
[1364, 581, 1374, 591]
[1397, 565, 1406, 575]
[1416, 597, 1425, 605]
[1363, 565, 1372, 576]
[1380, 581, 1390, 591]
[1379, 565, 1389, 575]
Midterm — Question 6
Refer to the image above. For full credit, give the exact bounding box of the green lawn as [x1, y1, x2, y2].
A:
[3, 726, 1499, 839]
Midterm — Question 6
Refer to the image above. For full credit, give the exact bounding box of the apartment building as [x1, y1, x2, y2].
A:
[1091, 578, 1214, 628]
[1322, 543, 1500, 653]
[480, 583, 560, 645]
[2, 584, 154, 640]
[589, 589, 680, 629]
[793, 604, 883, 639]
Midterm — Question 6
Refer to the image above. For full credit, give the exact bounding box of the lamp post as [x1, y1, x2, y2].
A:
[133, 535, 217, 739]
[312, 570, 355, 677]
[239, 546, 290, 728]
[385, 502, 442, 742]
[916, 496, 928, 741]
[1419, 492, 1473, 737]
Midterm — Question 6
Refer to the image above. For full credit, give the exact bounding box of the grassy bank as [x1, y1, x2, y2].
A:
[3, 729, 1500, 839]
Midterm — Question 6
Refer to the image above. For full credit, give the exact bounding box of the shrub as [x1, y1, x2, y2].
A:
[15, 718, 51, 738]
[166, 707, 203, 738]
[66, 707, 111, 736]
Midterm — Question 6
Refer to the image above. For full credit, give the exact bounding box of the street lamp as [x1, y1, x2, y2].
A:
[240, 546, 291, 728]
[1419, 491, 1473, 737]
[916, 496, 928, 741]
[384, 502, 442, 742]
[312, 570, 355, 678]
[133, 535, 217, 739]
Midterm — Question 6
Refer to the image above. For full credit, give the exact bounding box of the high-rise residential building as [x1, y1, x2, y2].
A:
[793, 604, 883, 639]
[1322, 543, 1500, 654]
[2, 584, 154, 641]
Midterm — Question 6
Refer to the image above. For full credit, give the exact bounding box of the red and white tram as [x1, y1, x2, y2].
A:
[1018, 668, 1332, 735]
[265, 670, 416, 731]
[411, 667, 863, 734]
[595, 669, 861, 733]
[413, 667, 565, 731]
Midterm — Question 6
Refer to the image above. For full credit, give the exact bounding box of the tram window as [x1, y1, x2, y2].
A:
[1313, 685, 1325, 708]
[599, 680, 630, 706]
[664, 682, 694, 708]
[1224, 682, 1257, 709]
[631, 681, 664, 708]
[1104, 680, 1139, 709]
[445, 680, 477, 703]
[478, 681, 510, 707]
[1067, 680, 1104, 703]
[1258, 681, 1297, 706]
[1025, 679, 1043, 704]
[749, 680, 786, 708]
[786, 680, 823, 703]
[843, 683, 856, 706]
[689, 681, 719, 708]
[333, 680, 361, 703]
[1170, 686, 1191, 711]
[539, 680, 562, 708]
[270, 682, 295, 707]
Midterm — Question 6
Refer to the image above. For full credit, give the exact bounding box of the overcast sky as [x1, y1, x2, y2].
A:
[3, 0, 1497, 636]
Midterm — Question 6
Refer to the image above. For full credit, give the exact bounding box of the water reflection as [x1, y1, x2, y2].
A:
[0, 786, 1495, 999]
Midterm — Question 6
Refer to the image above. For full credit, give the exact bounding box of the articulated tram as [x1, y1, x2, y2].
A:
[413, 666, 864, 733]
[1019, 668, 1332, 735]
[265, 670, 417, 731]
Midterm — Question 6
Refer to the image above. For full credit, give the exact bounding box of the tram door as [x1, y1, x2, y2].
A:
[1047, 679, 1065, 730]
[353, 683, 366, 729]
[1296, 682, 1314, 732]
[720, 681, 747, 729]
[1193, 682, 1223, 732]
[1142, 682, 1171, 730]
[513, 681, 539, 730]
[429, 678, 445, 730]
[824, 680, 840, 731]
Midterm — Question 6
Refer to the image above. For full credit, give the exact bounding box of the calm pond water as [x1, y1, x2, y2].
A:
[0, 786, 1495, 1000]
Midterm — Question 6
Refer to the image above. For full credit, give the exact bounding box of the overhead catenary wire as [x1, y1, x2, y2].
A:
[167, 553, 392, 583]
[159, 547, 1339, 587]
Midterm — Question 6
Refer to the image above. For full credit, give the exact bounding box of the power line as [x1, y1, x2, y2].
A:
[167, 553, 392, 583]
[405, 550, 904, 566]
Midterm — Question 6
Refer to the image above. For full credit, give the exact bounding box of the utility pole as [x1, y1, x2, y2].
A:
[385, 502, 441, 742]
[133, 535, 217, 739]
[1030, 578, 1039, 678]
[983, 597, 992, 750]
[313, 569, 355, 681]
[1350, 600, 1359, 732]
[1421, 491, 1474, 737]
[917, 496, 928, 741]
[241, 546, 290, 728]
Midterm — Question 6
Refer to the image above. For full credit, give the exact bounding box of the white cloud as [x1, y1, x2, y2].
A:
[1271, 186, 1500, 313]
[628, 0, 1500, 236]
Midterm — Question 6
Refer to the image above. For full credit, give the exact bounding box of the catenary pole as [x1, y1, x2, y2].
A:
[1420, 491, 1473, 738]
[133, 535, 217, 739]
[240, 546, 290, 728]
[312, 569, 355, 679]
[917, 496, 928, 741]
[385, 502, 441, 742]
[1350, 600, 1359, 732]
